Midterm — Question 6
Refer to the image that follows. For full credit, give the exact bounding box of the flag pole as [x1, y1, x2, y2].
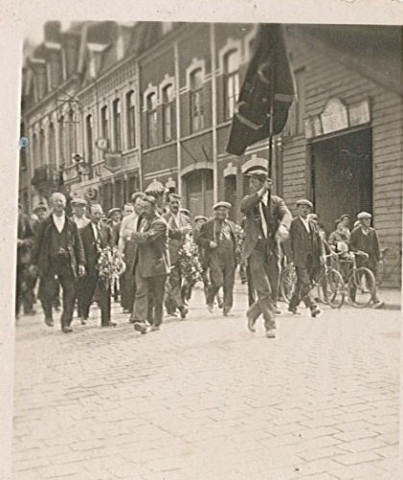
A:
[268, 26, 276, 179]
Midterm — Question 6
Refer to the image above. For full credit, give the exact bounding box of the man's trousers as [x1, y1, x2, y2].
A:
[289, 266, 316, 310]
[206, 259, 235, 311]
[39, 262, 76, 328]
[133, 269, 167, 327]
[165, 262, 184, 312]
[79, 275, 111, 326]
[247, 240, 275, 327]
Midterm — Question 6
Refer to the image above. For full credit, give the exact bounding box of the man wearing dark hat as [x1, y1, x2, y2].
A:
[288, 199, 324, 317]
[198, 202, 238, 316]
[162, 193, 192, 318]
[241, 169, 292, 338]
[70, 198, 90, 229]
[349, 212, 384, 308]
[144, 180, 167, 213]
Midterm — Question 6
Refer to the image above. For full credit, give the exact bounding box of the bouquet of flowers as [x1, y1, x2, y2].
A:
[233, 223, 245, 265]
[178, 236, 203, 300]
[97, 246, 126, 289]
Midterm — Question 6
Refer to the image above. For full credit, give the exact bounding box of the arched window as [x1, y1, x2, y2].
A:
[224, 50, 240, 120]
[113, 99, 122, 151]
[101, 105, 109, 141]
[48, 122, 56, 163]
[147, 92, 158, 148]
[126, 90, 136, 149]
[162, 84, 174, 142]
[39, 128, 45, 166]
[190, 68, 204, 132]
[86, 114, 93, 163]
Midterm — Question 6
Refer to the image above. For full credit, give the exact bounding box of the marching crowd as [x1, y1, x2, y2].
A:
[16, 168, 384, 339]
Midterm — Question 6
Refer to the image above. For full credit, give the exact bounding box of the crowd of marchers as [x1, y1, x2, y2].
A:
[16, 168, 384, 338]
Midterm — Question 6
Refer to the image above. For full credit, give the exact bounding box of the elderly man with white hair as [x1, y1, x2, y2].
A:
[31, 192, 86, 333]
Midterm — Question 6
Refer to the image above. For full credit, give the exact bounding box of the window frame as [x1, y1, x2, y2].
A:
[112, 98, 122, 152]
[146, 92, 158, 148]
[223, 49, 240, 120]
[190, 68, 204, 133]
[162, 84, 174, 142]
[126, 90, 136, 149]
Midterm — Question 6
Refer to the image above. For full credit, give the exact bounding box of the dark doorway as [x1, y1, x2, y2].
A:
[311, 128, 372, 235]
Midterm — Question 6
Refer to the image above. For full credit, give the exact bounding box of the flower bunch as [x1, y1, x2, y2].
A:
[233, 224, 245, 265]
[97, 246, 126, 288]
[178, 237, 203, 288]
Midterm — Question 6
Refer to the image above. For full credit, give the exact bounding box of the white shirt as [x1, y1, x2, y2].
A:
[259, 192, 270, 238]
[52, 213, 66, 233]
[92, 222, 101, 241]
[72, 215, 90, 229]
[299, 216, 311, 233]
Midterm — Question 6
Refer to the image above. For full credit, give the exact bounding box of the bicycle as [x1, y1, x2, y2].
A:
[334, 251, 376, 308]
[280, 254, 345, 309]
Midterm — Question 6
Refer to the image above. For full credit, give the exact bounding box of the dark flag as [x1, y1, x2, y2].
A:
[226, 24, 295, 156]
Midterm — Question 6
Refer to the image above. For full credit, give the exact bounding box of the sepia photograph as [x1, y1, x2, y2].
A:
[5, 2, 403, 479]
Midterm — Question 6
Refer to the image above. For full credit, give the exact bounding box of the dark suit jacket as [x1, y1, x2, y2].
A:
[349, 226, 381, 270]
[31, 215, 86, 278]
[132, 214, 170, 278]
[289, 216, 324, 269]
[111, 221, 121, 247]
[162, 211, 191, 264]
[198, 218, 237, 265]
[17, 213, 35, 265]
[79, 222, 113, 277]
[240, 192, 292, 259]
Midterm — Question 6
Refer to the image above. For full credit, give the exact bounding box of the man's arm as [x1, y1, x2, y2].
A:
[274, 197, 292, 230]
[132, 219, 167, 244]
[31, 220, 45, 265]
[73, 224, 86, 268]
[197, 222, 213, 250]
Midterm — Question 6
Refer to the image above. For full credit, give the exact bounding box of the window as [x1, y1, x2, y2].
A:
[101, 105, 109, 141]
[86, 114, 93, 163]
[58, 116, 65, 163]
[113, 99, 122, 151]
[162, 84, 174, 142]
[48, 122, 56, 163]
[224, 50, 240, 120]
[146, 92, 158, 148]
[126, 90, 136, 149]
[190, 69, 204, 132]
[39, 128, 45, 166]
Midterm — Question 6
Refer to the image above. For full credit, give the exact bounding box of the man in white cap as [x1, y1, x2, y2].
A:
[349, 212, 384, 308]
[241, 169, 292, 338]
[198, 201, 238, 316]
[70, 198, 90, 229]
[288, 199, 325, 317]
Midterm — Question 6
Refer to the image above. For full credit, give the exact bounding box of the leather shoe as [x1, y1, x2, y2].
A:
[247, 311, 256, 333]
[265, 328, 276, 339]
[62, 326, 73, 333]
[207, 303, 214, 313]
[80, 317, 88, 325]
[179, 306, 188, 319]
[272, 304, 281, 315]
[44, 317, 54, 327]
[310, 306, 321, 318]
[102, 322, 117, 327]
[373, 301, 385, 309]
[150, 325, 160, 331]
[134, 322, 148, 335]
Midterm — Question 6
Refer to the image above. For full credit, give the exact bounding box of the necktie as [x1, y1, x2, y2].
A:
[259, 201, 268, 238]
[221, 221, 231, 241]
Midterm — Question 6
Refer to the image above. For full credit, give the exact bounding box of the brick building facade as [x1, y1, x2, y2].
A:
[20, 22, 402, 286]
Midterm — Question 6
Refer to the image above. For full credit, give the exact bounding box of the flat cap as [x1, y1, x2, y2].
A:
[246, 169, 269, 181]
[180, 208, 190, 216]
[357, 211, 372, 220]
[33, 203, 47, 213]
[296, 199, 313, 208]
[108, 207, 121, 216]
[213, 201, 232, 210]
[71, 197, 87, 206]
[194, 215, 208, 222]
[339, 213, 350, 220]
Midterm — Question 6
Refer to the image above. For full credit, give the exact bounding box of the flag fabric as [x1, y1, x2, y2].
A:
[226, 24, 295, 156]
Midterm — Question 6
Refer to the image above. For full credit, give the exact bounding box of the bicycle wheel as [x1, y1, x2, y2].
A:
[322, 268, 345, 309]
[280, 265, 296, 304]
[347, 267, 376, 308]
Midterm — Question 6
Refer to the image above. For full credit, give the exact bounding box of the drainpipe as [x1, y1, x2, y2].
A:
[174, 40, 182, 195]
[210, 23, 218, 204]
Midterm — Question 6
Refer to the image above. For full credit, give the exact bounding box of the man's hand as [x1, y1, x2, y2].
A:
[276, 224, 289, 242]
[78, 265, 86, 277]
[209, 241, 218, 249]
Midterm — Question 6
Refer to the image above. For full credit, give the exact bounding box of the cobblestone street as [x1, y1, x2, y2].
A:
[12, 285, 401, 480]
